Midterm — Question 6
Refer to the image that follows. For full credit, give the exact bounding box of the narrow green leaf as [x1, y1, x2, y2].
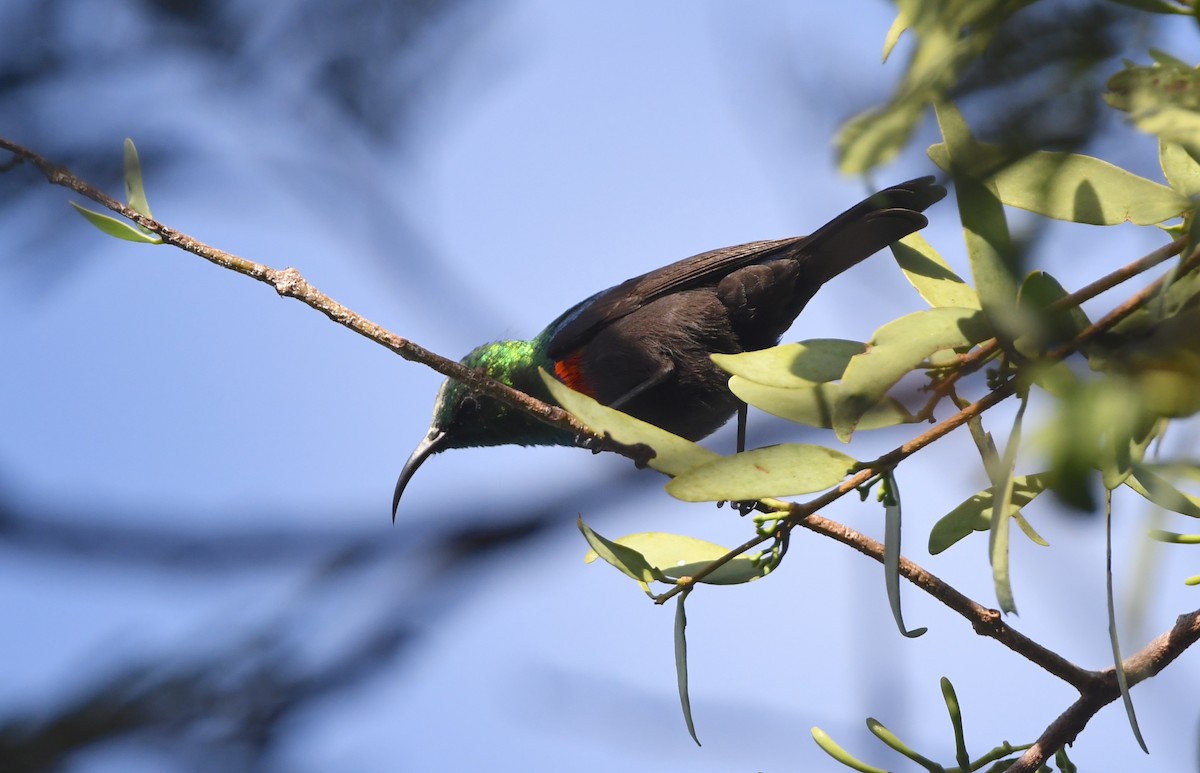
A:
[1147, 530, 1200, 544]
[965, 413, 1003, 483]
[929, 474, 1049, 554]
[838, 100, 926, 176]
[1108, 57, 1200, 160]
[1126, 463, 1200, 517]
[1098, 387, 1156, 491]
[1148, 50, 1193, 67]
[1012, 512, 1049, 547]
[1185, 574, 1200, 586]
[712, 339, 865, 388]
[665, 444, 856, 502]
[1027, 360, 1080, 399]
[810, 728, 890, 773]
[123, 137, 153, 219]
[989, 393, 1029, 615]
[970, 740, 1032, 771]
[541, 370, 718, 476]
[1015, 271, 1092, 358]
[675, 590, 700, 746]
[69, 201, 163, 244]
[882, 473, 927, 638]
[891, 232, 981, 309]
[941, 677, 971, 770]
[1105, 491, 1150, 752]
[834, 306, 991, 441]
[865, 718, 940, 769]
[840, 0, 1021, 175]
[1160, 139, 1200, 198]
[932, 102, 1022, 342]
[576, 517, 664, 585]
[585, 532, 768, 585]
[880, 10, 910, 62]
[928, 140, 1188, 226]
[1055, 745, 1079, 773]
[730, 378, 917, 432]
[979, 756, 1021, 772]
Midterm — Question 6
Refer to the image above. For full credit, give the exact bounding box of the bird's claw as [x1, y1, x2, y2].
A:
[579, 431, 656, 469]
[718, 499, 767, 516]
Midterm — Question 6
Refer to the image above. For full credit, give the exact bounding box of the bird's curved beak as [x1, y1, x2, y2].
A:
[392, 427, 448, 522]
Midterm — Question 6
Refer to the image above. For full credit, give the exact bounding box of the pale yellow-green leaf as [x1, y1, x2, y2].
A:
[666, 444, 857, 502]
[1013, 512, 1050, 547]
[541, 370, 717, 477]
[929, 473, 1049, 554]
[837, 101, 925, 176]
[730, 378, 917, 432]
[1148, 530, 1200, 544]
[1160, 140, 1200, 198]
[837, 0, 1017, 175]
[123, 137, 153, 219]
[1109, 58, 1200, 163]
[891, 232, 981, 309]
[988, 393, 1028, 615]
[69, 202, 163, 244]
[834, 306, 991, 441]
[880, 10, 910, 62]
[711, 339, 864, 388]
[811, 728, 890, 773]
[586, 532, 768, 585]
[1133, 104, 1200, 161]
[931, 102, 1022, 343]
[867, 718, 938, 766]
[577, 517, 664, 587]
[929, 141, 1189, 225]
[1126, 464, 1200, 517]
[1014, 271, 1091, 358]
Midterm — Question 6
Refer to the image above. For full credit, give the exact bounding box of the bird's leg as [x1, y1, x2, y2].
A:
[736, 401, 747, 454]
[733, 401, 759, 515]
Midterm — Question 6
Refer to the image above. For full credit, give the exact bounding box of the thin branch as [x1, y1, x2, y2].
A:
[1046, 243, 1200, 357]
[805, 512, 1096, 689]
[0, 136, 611, 455]
[1008, 609, 1200, 772]
[1047, 235, 1185, 313]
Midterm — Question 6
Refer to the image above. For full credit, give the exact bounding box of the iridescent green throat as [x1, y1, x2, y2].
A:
[431, 337, 576, 450]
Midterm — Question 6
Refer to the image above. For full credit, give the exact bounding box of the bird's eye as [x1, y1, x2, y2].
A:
[459, 395, 479, 418]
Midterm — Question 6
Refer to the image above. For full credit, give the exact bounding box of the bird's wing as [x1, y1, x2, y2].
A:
[545, 176, 945, 359]
[544, 237, 804, 359]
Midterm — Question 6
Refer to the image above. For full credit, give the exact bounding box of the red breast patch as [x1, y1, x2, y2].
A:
[554, 351, 596, 397]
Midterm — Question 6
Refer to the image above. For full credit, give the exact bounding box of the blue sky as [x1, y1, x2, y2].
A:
[2, 1, 1199, 770]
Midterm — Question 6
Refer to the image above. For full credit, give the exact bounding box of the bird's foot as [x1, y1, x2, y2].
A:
[719, 499, 768, 516]
[580, 431, 657, 469]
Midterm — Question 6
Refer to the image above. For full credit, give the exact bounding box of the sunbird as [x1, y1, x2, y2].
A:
[394, 177, 946, 519]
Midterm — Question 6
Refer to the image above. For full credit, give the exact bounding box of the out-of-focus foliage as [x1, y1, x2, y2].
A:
[564, 1, 1200, 765]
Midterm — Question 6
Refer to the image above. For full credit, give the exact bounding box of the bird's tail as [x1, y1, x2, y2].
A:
[800, 176, 947, 286]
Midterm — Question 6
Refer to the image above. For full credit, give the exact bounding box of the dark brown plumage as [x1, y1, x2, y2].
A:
[393, 177, 946, 518]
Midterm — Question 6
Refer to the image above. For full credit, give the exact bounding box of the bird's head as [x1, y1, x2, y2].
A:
[391, 340, 573, 519]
